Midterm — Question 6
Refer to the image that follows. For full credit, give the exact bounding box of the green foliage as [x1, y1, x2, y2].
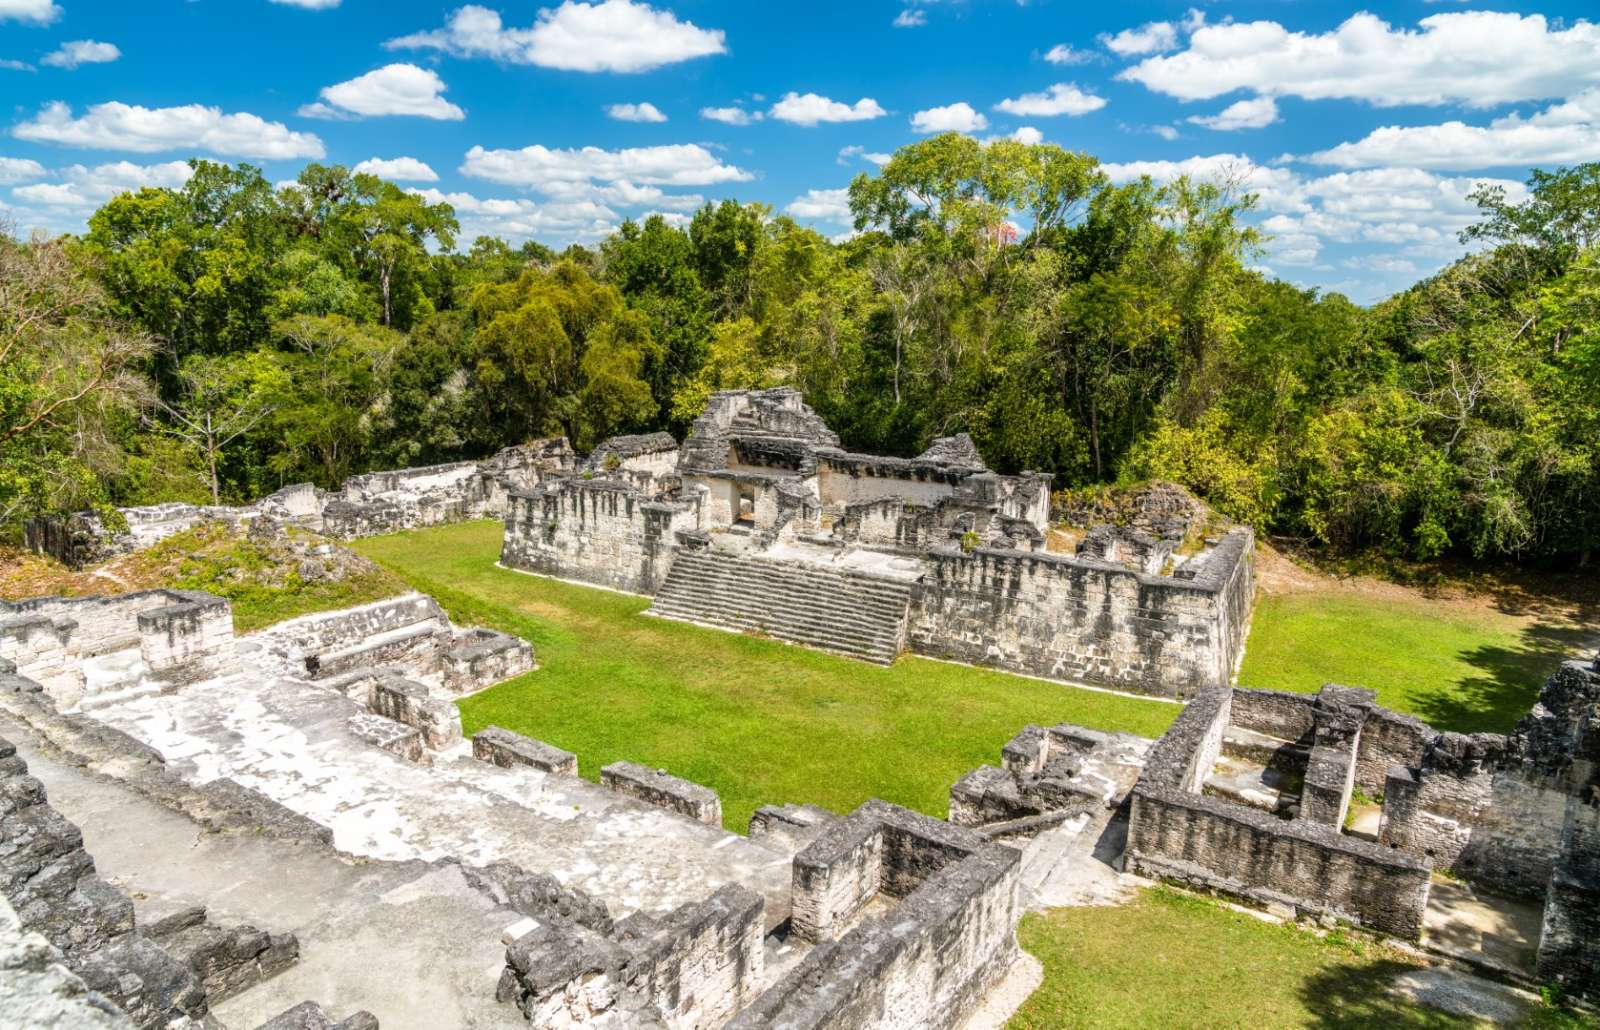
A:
[13, 148, 1600, 567]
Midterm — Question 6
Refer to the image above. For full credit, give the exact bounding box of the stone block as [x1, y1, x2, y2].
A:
[471, 727, 576, 776]
[600, 761, 721, 826]
[346, 714, 427, 765]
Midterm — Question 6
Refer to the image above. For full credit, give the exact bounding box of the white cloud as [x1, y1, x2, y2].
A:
[1010, 126, 1043, 145]
[41, 40, 120, 70]
[11, 160, 193, 209]
[352, 156, 439, 182]
[1043, 44, 1094, 66]
[607, 101, 666, 123]
[301, 64, 464, 121]
[387, 1, 726, 74]
[1306, 89, 1600, 170]
[412, 187, 619, 242]
[893, 9, 925, 28]
[1121, 11, 1600, 108]
[0, 0, 59, 25]
[994, 83, 1105, 118]
[700, 105, 761, 125]
[837, 145, 890, 166]
[0, 157, 46, 184]
[770, 92, 886, 127]
[1101, 20, 1178, 57]
[270, 0, 340, 7]
[462, 142, 751, 188]
[13, 101, 326, 159]
[785, 187, 851, 222]
[1189, 96, 1278, 131]
[1152, 125, 1180, 141]
[911, 102, 987, 134]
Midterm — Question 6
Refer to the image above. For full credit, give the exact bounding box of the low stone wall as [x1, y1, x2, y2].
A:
[732, 799, 1021, 1030]
[137, 592, 236, 686]
[347, 713, 427, 764]
[497, 882, 766, 1028]
[27, 441, 575, 568]
[1229, 688, 1315, 742]
[1355, 706, 1435, 795]
[472, 726, 577, 776]
[442, 630, 534, 694]
[1130, 687, 1431, 938]
[904, 528, 1254, 697]
[501, 479, 701, 594]
[600, 761, 721, 826]
[368, 675, 463, 750]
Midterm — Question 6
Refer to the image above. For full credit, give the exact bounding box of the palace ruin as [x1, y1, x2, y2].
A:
[502, 388, 1255, 697]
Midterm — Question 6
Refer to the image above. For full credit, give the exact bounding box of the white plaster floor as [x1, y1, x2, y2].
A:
[84, 661, 799, 931]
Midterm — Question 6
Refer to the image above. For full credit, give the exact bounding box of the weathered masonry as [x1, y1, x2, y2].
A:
[27, 439, 576, 568]
[501, 388, 1255, 696]
[1120, 658, 1600, 997]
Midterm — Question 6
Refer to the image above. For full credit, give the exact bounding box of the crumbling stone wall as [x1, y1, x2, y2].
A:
[502, 479, 701, 594]
[1128, 687, 1432, 938]
[27, 440, 575, 568]
[732, 799, 1021, 1030]
[905, 527, 1255, 697]
[496, 882, 766, 1028]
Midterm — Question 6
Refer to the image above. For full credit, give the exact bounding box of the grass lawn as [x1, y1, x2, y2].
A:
[1010, 887, 1587, 1030]
[1239, 592, 1590, 735]
[354, 520, 1178, 831]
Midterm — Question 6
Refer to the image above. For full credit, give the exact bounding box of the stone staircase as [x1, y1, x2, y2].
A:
[647, 550, 914, 665]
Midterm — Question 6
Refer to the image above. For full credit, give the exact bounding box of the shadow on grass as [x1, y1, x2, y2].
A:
[1410, 620, 1597, 734]
[1298, 960, 1475, 1029]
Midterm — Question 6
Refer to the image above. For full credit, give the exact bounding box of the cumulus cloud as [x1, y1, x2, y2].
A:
[41, 40, 120, 69]
[1189, 96, 1278, 131]
[785, 187, 851, 221]
[893, 9, 925, 28]
[769, 93, 886, 126]
[11, 160, 194, 209]
[607, 101, 666, 123]
[1100, 152, 1527, 273]
[352, 156, 439, 182]
[0, 156, 46, 184]
[837, 145, 890, 166]
[1121, 11, 1600, 108]
[13, 101, 326, 159]
[1100, 20, 1178, 57]
[1043, 44, 1095, 66]
[1306, 89, 1600, 170]
[411, 187, 619, 242]
[0, 0, 60, 25]
[994, 83, 1105, 118]
[700, 106, 761, 125]
[1010, 126, 1044, 145]
[911, 102, 987, 134]
[301, 64, 464, 120]
[462, 142, 751, 188]
[387, 1, 726, 74]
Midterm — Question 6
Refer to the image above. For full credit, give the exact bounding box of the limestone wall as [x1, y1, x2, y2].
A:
[906, 528, 1254, 696]
[501, 480, 701, 594]
[733, 800, 1021, 1030]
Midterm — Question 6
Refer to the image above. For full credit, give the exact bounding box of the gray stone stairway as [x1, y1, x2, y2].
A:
[647, 550, 914, 664]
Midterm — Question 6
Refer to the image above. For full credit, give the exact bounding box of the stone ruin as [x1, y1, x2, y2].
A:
[0, 571, 1047, 1028]
[26, 439, 577, 568]
[501, 388, 1255, 697]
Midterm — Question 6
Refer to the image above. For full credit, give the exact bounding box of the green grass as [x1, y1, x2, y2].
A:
[353, 520, 1178, 830]
[1010, 887, 1590, 1029]
[1239, 592, 1587, 734]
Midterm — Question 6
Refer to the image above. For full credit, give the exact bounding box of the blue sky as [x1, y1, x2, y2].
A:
[3, 1, 1600, 302]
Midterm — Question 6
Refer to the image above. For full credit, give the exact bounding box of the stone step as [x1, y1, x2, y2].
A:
[649, 551, 913, 665]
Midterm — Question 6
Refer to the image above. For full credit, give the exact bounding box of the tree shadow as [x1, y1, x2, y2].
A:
[1408, 619, 1599, 734]
[1297, 959, 1478, 1029]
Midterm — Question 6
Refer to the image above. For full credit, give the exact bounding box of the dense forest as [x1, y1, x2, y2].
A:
[2, 134, 1596, 564]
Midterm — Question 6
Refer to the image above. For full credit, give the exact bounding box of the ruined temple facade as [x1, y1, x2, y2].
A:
[502, 388, 1255, 697]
